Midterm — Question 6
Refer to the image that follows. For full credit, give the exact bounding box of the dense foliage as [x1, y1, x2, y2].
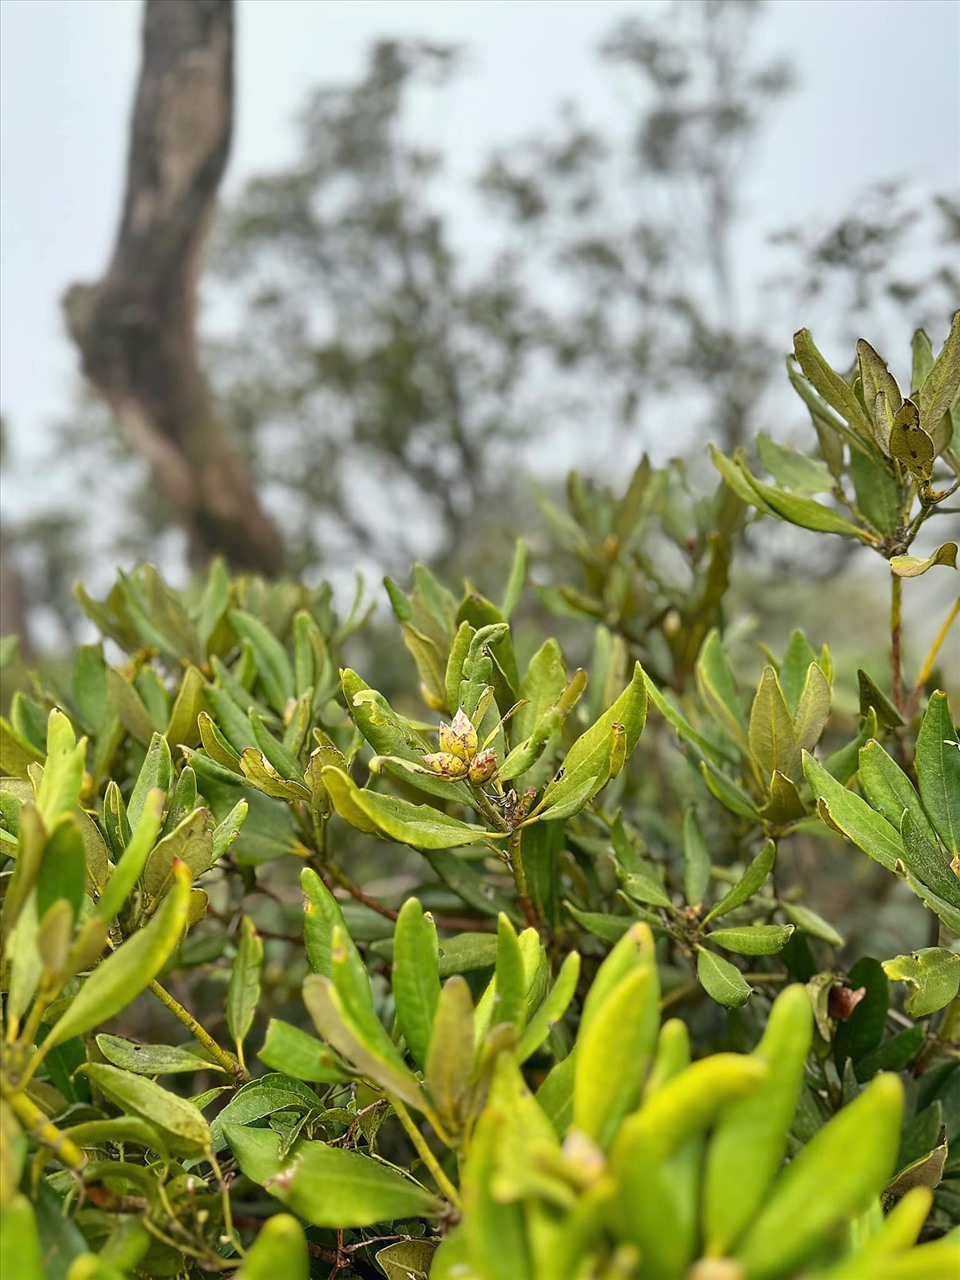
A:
[1, 320, 959, 1277]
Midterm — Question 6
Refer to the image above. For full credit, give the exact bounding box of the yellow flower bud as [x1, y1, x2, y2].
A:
[422, 751, 469, 779]
[439, 708, 478, 761]
[467, 747, 498, 786]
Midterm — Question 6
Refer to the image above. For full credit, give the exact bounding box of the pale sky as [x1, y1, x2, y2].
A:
[1, 0, 958, 521]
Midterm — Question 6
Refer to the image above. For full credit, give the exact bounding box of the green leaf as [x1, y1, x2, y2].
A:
[859, 740, 938, 846]
[853, 1025, 925, 1082]
[917, 309, 960, 434]
[749, 668, 800, 784]
[106, 669, 156, 746]
[227, 609, 295, 713]
[392, 898, 441, 1070]
[900, 810, 960, 909]
[322, 766, 495, 849]
[142, 807, 215, 898]
[425, 976, 476, 1135]
[759, 770, 807, 828]
[793, 662, 831, 754]
[401, 622, 447, 709]
[890, 543, 958, 577]
[889, 400, 934, 483]
[490, 913, 526, 1030]
[564, 901, 632, 942]
[782, 902, 844, 947]
[882, 948, 960, 1017]
[436, 932, 498, 976]
[501, 657, 586, 783]
[227, 917, 264, 1055]
[259, 1020, 352, 1083]
[803, 750, 904, 871]
[376, 1240, 437, 1280]
[574, 964, 659, 1149]
[128, 733, 172, 829]
[734, 1075, 903, 1279]
[0, 1195, 45, 1280]
[857, 669, 903, 729]
[696, 629, 748, 750]
[536, 661, 646, 817]
[80, 1063, 210, 1152]
[164, 666, 206, 750]
[857, 338, 901, 452]
[94, 789, 165, 923]
[233, 1215, 309, 1280]
[912, 328, 935, 395]
[500, 538, 528, 619]
[697, 948, 752, 1007]
[302, 974, 421, 1106]
[36, 819, 86, 924]
[703, 984, 813, 1256]
[224, 1125, 441, 1225]
[682, 807, 711, 906]
[95, 1035, 225, 1076]
[45, 864, 191, 1050]
[517, 950, 580, 1062]
[719, 450, 875, 541]
[794, 329, 874, 438]
[757, 433, 833, 494]
[704, 841, 775, 924]
[833, 957, 888, 1069]
[621, 864, 672, 910]
[36, 710, 86, 827]
[210, 1075, 320, 1149]
[700, 759, 762, 821]
[849, 448, 900, 535]
[915, 691, 960, 856]
[301, 867, 347, 978]
[708, 924, 795, 956]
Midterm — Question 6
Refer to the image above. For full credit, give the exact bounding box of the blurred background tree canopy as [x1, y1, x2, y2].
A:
[0, 0, 956, 645]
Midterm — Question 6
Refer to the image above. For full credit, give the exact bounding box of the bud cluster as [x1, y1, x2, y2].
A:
[423, 708, 498, 786]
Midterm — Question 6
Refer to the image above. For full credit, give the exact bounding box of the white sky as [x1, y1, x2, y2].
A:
[1, 0, 958, 518]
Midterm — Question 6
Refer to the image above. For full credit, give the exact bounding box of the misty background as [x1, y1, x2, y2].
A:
[0, 0, 958, 654]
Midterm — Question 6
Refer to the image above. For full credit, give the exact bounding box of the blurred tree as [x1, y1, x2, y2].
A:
[63, 0, 284, 575]
[212, 40, 535, 575]
[479, 0, 795, 454]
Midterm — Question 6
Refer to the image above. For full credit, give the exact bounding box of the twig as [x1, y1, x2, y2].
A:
[890, 570, 904, 714]
[388, 1095, 461, 1208]
[148, 980, 246, 1081]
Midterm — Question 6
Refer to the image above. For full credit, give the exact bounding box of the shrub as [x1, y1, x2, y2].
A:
[1, 318, 958, 1277]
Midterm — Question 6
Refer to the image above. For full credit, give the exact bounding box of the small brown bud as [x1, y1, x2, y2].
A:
[828, 985, 866, 1021]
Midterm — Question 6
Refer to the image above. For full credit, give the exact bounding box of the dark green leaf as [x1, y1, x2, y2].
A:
[704, 842, 775, 924]
[697, 948, 752, 1007]
[392, 898, 441, 1069]
[915, 691, 960, 856]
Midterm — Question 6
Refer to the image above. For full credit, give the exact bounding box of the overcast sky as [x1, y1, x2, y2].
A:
[1, 0, 958, 521]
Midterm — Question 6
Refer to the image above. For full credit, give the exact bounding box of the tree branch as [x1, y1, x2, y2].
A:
[64, 0, 284, 575]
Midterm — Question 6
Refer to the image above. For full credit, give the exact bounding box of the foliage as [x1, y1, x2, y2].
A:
[1, 321, 959, 1277]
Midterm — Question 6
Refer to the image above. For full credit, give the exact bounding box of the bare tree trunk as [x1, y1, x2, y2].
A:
[64, 0, 284, 575]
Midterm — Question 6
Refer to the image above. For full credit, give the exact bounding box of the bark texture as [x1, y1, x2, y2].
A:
[64, 0, 284, 574]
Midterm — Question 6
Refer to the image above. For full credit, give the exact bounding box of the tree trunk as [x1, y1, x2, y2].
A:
[64, 0, 284, 575]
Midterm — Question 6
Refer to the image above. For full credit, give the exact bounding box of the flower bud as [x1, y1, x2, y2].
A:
[439, 708, 478, 761]
[467, 747, 498, 786]
[422, 751, 469, 779]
